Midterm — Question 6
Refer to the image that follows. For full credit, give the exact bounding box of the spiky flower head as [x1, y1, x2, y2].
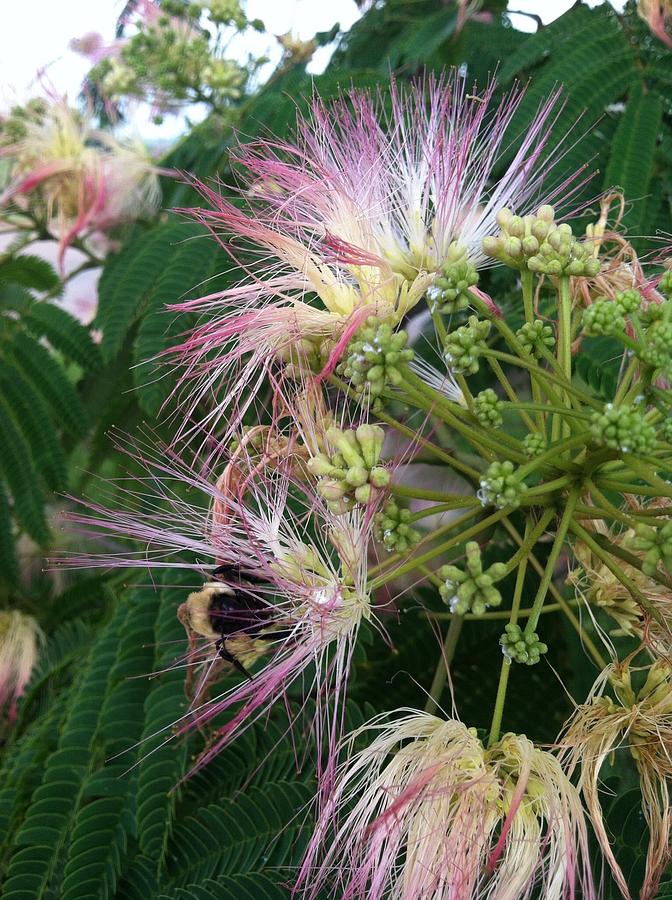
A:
[57, 431, 375, 776]
[638, 1, 672, 48]
[561, 661, 672, 899]
[570, 523, 672, 648]
[298, 709, 595, 900]
[0, 610, 42, 720]
[164, 71, 590, 434]
[0, 98, 160, 266]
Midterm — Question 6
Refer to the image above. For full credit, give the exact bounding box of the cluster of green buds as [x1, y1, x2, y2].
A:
[338, 318, 414, 402]
[483, 205, 600, 277]
[590, 403, 656, 455]
[516, 320, 555, 358]
[639, 306, 672, 371]
[438, 541, 507, 615]
[0, 98, 48, 146]
[443, 316, 491, 375]
[374, 499, 421, 553]
[629, 522, 672, 576]
[523, 433, 547, 458]
[660, 269, 672, 299]
[426, 243, 478, 314]
[500, 624, 548, 665]
[307, 425, 389, 512]
[478, 460, 527, 509]
[582, 291, 641, 338]
[474, 388, 503, 427]
[88, 0, 262, 117]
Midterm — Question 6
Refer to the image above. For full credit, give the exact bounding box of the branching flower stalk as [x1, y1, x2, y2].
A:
[64, 72, 672, 897]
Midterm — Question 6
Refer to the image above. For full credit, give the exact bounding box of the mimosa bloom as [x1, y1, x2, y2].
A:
[638, 0, 672, 47]
[165, 71, 588, 436]
[0, 610, 42, 720]
[56, 432, 377, 777]
[298, 710, 595, 900]
[0, 100, 160, 265]
[561, 661, 672, 900]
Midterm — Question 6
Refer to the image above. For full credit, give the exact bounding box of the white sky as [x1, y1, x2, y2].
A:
[0, 0, 625, 140]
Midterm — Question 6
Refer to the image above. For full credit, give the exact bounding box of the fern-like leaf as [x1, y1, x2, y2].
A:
[23, 303, 102, 371]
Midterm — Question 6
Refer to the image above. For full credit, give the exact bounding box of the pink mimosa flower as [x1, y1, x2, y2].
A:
[164, 71, 589, 438]
[297, 710, 595, 900]
[0, 100, 160, 267]
[55, 432, 379, 778]
[0, 610, 42, 721]
[638, 1, 672, 47]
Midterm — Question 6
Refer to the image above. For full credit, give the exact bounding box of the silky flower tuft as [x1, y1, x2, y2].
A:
[163, 71, 590, 437]
[0, 610, 42, 721]
[561, 661, 672, 900]
[298, 709, 595, 900]
[0, 98, 160, 266]
[55, 431, 377, 778]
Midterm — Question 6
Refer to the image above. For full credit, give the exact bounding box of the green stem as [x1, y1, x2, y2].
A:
[524, 487, 579, 634]
[501, 518, 607, 668]
[489, 521, 531, 746]
[368, 507, 480, 579]
[424, 614, 464, 715]
[388, 484, 476, 504]
[488, 357, 537, 433]
[407, 500, 481, 523]
[371, 507, 510, 590]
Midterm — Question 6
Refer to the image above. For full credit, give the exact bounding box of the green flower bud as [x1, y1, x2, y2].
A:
[374, 499, 421, 553]
[629, 521, 672, 576]
[590, 403, 656, 455]
[338, 317, 414, 404]
[438, 541, 507, 615]
[516, 320, 555, 357]
[478, 460, 527, 509]
[659, 270, 672, 300]
[483, 205, 600, 276]
[426, 243, 478, 314]
[641, 320, 672, 370]
[500, 624, 548, 665]
[309, 425, 388, 512]
[474, 388, 503, 427]
[523, 433, 547, 458]
[443, 316, 491, 375]
[659, 419, 672, 443]
[614, 289, 642, 314]
[582, 298, 626, 336]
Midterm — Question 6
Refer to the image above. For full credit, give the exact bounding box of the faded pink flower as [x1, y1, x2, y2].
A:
[298, 710, 595, 900]
[561, 661, 672, 900]
[0, 99, 160, 267]
[164, 72, 589, 438]
[638, 1, 672, 48]
[0, 610, 42, 720]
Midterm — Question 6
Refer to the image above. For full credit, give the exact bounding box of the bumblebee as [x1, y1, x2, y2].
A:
[182, 564, 277, 680]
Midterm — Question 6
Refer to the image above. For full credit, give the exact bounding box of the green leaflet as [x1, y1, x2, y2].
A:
[96, 220, 195, 362]
[603, 84, 663, 236]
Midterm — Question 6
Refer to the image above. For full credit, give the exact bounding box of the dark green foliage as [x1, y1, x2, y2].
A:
[3, 3, 672, 896]
[0, 254, 98, 564]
